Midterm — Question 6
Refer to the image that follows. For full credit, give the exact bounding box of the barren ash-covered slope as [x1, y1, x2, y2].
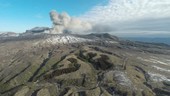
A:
[0, 33, 170, 96]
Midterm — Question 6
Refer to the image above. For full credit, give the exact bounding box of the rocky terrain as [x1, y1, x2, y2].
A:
[0, 33, 170, 96]
[0, 32, 19, 37]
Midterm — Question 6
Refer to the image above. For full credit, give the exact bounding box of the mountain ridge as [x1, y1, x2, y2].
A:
[0, 33, 170, 96]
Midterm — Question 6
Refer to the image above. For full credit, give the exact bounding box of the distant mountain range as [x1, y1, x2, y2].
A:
[0, 32, 19, 37]
[1, 31, 169, 45]
[123, 37, 170, 45]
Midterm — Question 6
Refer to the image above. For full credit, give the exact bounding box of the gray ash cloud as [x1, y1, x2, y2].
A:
[50, 10, 92, 34]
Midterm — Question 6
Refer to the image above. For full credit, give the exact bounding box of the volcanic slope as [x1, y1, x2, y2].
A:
[0, 33, 170, 96]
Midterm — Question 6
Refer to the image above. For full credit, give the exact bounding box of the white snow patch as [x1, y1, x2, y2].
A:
[106, 41, 118, 44]
[137, 57, 147, 61]
[152, 66, 170, 73]
[33, 35, 92, 45]
[137, 57, 169, 66]
[148, 72, 170, 82]
[113, 71, 132, 86]
[150, 59, 168, 65]
[150, 56, 158, 59]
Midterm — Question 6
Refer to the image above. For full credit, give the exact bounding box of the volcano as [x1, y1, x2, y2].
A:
[0, 32, 170, 96]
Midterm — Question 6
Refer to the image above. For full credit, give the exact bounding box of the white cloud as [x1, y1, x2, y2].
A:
[79, 0, 170, 37]
[81, 0, 170, 23]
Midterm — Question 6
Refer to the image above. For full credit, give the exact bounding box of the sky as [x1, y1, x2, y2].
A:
[0, 0, 106, 32]
[0, 0, 170, 37]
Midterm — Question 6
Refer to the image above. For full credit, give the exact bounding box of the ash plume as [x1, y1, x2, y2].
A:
[50, 10, 92, 34]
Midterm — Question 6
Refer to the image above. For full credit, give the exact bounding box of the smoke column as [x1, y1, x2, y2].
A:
[50, 10, 92, 34]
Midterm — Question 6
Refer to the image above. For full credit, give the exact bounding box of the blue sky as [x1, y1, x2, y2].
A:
[0, 0, 106, 32]
[0, 0, 170, 37]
